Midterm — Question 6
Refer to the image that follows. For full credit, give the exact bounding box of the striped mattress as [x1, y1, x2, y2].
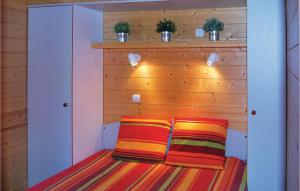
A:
[29, 150, 247, 191]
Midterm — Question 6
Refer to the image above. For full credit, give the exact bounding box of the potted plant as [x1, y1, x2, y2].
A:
[114, 21, 130, 43]
[156, 19, 177, 42]
[202, 18, 224, 41]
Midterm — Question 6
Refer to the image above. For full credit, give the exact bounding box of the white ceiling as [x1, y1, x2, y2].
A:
[82, 0, 246, 12]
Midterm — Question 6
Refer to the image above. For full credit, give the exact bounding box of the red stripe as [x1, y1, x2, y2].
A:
[229, 160, 246, 190]
[169, 145, 225, 156]
[118, 125, 170, 142]
[172, 131, 226, 140]
[166, 154, 225, 169]
[189, 169, 217, 190]
[174, 117, 228, 128]
[105, 163, 153, 191]
[28, 150, 109, 191]
[149, 167, 178, 191]
[113, 149, 165, 158]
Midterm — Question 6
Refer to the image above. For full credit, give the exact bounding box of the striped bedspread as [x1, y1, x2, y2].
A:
[29, 150, 247, 191]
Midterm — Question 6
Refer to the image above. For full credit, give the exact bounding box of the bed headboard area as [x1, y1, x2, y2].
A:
[103, 47, 247, 132]
[102, 122, 247, 161]
[102, 7, 247, 133]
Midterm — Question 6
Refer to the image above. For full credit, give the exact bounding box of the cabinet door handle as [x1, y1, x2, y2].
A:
[63, 103, 71, 107]
[251, 110, 256, 116]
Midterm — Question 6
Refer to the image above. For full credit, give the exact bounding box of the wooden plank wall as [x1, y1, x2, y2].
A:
[104, 8, 246, 42]
[103, 47, 247, 132]
[286, 0, 300, 190]
[1, 0, 28, 190]
[103, 8, 247, 132]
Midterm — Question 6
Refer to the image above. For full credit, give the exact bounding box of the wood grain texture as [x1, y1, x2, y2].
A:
[1, 0, 28, 190]
[103, 48, 247, 132]
[286, 0, 300, 190]
[92, 41, 247, 49]
[104, 8, 246, 42]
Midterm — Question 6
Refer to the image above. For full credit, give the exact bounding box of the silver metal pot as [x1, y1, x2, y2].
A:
[209, 30, 220, 41]
[117, 32, 128, 43]
[161, 31, 172, 42]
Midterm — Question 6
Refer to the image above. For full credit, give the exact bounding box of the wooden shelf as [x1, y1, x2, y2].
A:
[91, 40, 247, 49]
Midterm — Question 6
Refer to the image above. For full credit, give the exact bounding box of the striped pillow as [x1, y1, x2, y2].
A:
[112, 116, 172, 163]
[165, 117, 228, 169]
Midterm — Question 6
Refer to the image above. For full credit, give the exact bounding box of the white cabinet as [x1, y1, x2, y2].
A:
[28, 5, 103, 186]
[248, 0, 286, 190]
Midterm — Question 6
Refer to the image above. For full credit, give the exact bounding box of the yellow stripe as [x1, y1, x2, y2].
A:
[121, 122, 171, 130]
[122, 118, 171, 127]
[131, 164, 164, 191]
[93, 163, 137, 191]
[212, 172, 224, 191]
[119, 139, 168, 145]
[116, 141, 166, 153]
[75, 161, 122, 191]
[175, 169, 200, 191]
[175, 122, 226, 135]
[212, 162, 228, 191]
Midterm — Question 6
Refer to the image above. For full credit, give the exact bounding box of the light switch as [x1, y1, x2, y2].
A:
[195, 28, 205, 38]
[132, 94, 141, 103]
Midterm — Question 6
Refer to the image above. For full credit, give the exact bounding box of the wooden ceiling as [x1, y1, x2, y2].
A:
[28, 0, 247, 11]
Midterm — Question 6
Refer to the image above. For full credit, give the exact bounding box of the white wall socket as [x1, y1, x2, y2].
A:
[132, 94, 141, 103]
[195, 28, 205, 38]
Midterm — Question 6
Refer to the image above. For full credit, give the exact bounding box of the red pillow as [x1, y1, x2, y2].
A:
[112, 116, 172, 163]
[165, 117, 228, 169]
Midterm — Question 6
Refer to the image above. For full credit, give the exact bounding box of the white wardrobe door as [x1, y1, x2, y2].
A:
[28, 6, 73, 186]
[248, 0, 286, 190]
[72, 5, 103, 164]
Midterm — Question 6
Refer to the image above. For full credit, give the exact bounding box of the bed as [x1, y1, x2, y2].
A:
[29, 150, 247, 191]
[29, 116, 247, 191]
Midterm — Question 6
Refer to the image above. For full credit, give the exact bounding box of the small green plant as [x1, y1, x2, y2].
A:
[202, 18, 224, 32]
[156, 19, 177, 33]
[114, 21, 130, 33]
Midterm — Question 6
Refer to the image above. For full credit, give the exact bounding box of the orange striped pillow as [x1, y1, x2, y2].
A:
[112, 116, 172, 163]
[165, 117, 228, 169]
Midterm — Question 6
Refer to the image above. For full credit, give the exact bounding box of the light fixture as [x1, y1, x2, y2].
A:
[207, 52, 220, 67]
[128, 53, 141, 67]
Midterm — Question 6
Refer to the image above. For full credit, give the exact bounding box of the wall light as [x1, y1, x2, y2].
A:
[128, 53, 141, 67]
[207, 52, 220, 67]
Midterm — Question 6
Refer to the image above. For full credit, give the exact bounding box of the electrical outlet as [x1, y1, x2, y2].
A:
[195, 28, 205, 38]
[132, 94, 141, 103]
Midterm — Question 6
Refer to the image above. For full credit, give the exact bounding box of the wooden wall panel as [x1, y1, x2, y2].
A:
[1, 0, 28, 190]
[286, 0, 300, 190]
[103, 48, 247, 132]
[104, 8, 246, 42]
